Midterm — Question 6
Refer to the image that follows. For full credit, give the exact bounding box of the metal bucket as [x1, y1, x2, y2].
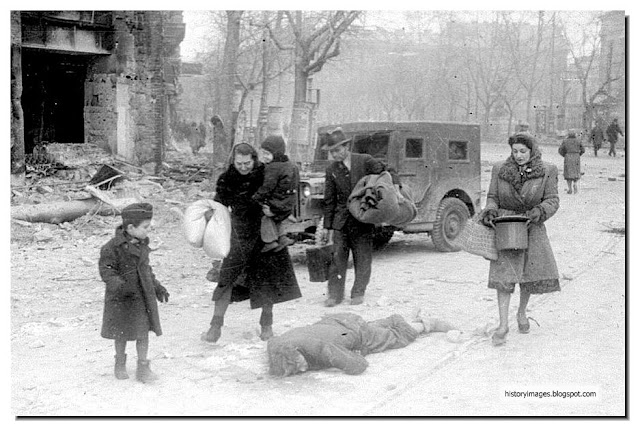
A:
[493, 215, 529, 250]
[306, 244, 334, 282]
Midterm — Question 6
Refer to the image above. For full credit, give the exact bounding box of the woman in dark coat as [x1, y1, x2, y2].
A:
[590, 123, 605, 157]
[201, 143, 301, 343]
[558, 130, 585, 194]
[480, 133, 560, 346]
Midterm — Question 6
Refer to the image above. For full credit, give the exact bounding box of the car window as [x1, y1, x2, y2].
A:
[352, 132, 390, 160]
[405, 138, 423, 159]
[448, 140, 468, 161]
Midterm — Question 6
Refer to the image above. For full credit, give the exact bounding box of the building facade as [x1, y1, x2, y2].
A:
[10, 11, 185, 182]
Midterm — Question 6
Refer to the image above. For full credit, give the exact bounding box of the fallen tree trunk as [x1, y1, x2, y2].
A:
[11, 197, 138, 224]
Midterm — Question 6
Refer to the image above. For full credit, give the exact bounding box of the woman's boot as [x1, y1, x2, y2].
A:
[114, 354, 129, 380]
[136, 359, 158, 383]
[202, 315, 223, 343]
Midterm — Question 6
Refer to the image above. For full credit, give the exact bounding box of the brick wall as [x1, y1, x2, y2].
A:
[83, 11, 184, 165]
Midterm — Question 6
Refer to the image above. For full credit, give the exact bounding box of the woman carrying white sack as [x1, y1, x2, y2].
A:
[200, 143, 301, 343]
[183, 199, 231, 259]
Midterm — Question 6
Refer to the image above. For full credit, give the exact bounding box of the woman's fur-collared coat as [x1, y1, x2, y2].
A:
[482, 152, 561, 293]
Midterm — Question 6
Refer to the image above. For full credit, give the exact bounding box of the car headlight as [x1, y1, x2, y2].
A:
[302, 185, 311, 197]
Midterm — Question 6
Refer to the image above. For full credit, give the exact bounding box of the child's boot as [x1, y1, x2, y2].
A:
[201, 316, 223, 343]
[136, 359, 158, 383]
[114, 354, 129, 380]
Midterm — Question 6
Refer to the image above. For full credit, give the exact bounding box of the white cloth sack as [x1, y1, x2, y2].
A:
[183, 199, 216, 247]
[202, 202, 232, 259]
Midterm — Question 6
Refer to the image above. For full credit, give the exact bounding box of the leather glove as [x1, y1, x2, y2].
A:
[481, 209, 498, 227]
[526, 207, 543, 224]
[156, 286, 170, 303]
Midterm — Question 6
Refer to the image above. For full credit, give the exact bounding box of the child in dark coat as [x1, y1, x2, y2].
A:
[253, 135, 300, 252]
[99, 203, 170, 383]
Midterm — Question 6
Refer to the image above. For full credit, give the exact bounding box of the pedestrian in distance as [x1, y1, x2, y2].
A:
[267, 311, 456, 376]
[253, 135, 299, 253]
[606, 118, 624, 157]
[320, 128, 386, 307]
[515, 120, 531, 134]
[99, 203, 170, 383]
[480, 133, 561, 347]
[558, 129, 585, 194]
[201, 143, 301, 344]
[590, 121, 605, 157]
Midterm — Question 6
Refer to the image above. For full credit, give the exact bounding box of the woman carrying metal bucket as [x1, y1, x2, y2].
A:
[480, 133, 560, 346]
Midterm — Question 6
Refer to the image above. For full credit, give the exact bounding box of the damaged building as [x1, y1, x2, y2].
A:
[10, 11, 185, 185]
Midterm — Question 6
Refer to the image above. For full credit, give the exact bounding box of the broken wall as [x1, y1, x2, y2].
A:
[83, 11, 184, 165]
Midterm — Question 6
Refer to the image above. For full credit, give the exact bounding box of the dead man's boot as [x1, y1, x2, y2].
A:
[136, 359, 159, 383]
[114, 354, 129, 380]
[201, 315, 223, 343]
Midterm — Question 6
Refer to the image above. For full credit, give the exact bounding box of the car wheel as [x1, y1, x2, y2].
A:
[432, 197, 470, 252]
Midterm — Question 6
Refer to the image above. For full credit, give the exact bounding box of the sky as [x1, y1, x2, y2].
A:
[178, 9, 616, 62]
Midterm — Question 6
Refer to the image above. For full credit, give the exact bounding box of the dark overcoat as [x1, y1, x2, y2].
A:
[213, 162, 301, 308]
[590, 126, 605, 150]
[323, 153, 385, 231]
[482, 155, 561, 294]
[99, 226, 165, 339]
[558, 137, 585, 180]
[606, 122, 623, 144]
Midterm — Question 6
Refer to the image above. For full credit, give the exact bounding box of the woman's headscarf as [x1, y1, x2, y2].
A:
[500, 132, 545, 192]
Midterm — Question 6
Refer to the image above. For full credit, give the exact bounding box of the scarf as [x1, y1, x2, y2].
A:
[498, 146, 545, 193]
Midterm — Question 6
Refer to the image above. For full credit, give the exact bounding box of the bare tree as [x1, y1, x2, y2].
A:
[268, 10, 361, 161]
[500, 11, 551, 127]
[560, 12, 623, 133]
[217, 11, 243, 153]
[458, 12, 512, 134]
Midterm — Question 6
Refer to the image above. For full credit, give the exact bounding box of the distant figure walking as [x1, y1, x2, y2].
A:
[590, 122, 605, 157]
[558, 130, 585, 194]
[606, 118, 624, 157]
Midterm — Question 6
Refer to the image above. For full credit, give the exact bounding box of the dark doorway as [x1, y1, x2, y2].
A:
[22, 49, 89, 153]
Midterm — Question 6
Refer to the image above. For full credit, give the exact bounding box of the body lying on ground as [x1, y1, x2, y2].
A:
[267, 312, 455, 376]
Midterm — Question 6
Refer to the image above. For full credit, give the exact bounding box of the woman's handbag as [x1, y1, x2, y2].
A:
[306, 244, 334, 282]
[452, 213, 499, 261]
